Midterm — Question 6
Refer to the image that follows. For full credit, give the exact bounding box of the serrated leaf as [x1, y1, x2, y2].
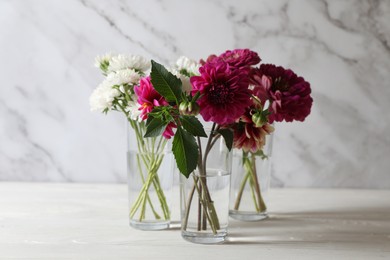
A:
[172, 127, 198, 178]
[180, 116, 207, 137]
[145, 116, 154, 127]
[150, 60, 182, 104]
[217, 128, 234, 151]
[144, 117, 167, 138]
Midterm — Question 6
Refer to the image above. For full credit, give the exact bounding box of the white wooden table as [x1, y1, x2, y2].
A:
[0, 182, 389, 259]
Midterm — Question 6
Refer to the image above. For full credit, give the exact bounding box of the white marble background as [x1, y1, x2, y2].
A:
[0, 0, 389, 188]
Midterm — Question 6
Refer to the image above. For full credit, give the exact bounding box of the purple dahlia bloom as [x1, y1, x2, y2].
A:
[190, 61, 251, 125]
[251, 64, 313, 123]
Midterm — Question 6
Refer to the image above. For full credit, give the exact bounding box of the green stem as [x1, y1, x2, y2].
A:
[150, 153, 170, 219]
[250, 153, 266, 212]
[182, 177, 197, 231]
[134, 156, 162, 220]
[135, 153, 161, 219]
[117, 103, 171, 221]
[192, 175, 218, 234]
[233, 151, 267, 213]
[128, 124, 170, 221]
[182, 128, 222, 234]
[248, 172, 260, 212]
[233, 166, 250, 210]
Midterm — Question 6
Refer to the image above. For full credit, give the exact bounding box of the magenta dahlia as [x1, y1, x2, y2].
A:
[134, 76, 169, 120]
[134, 76, 175, 139]
[250, 64, 313, 123]
[162, 122, 176, 139]
[190, 61, 251, 125]
[233, 107, 274, 153]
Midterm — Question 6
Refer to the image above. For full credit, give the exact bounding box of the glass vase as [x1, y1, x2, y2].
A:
[180, 128, 232, 244]
[127, 120, 174, 230]
[229, 133, 273, 221]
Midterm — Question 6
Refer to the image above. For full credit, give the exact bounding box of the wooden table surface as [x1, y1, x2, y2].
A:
[0, 182, 389, 259]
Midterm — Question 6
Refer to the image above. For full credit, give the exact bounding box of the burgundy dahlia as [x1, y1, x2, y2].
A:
[202, 49, 261, 70]
[251, 64, 313, 123]
[190, 61, 251, 125]
[219, 49, 261, 68]
[233, 106, 274, 153]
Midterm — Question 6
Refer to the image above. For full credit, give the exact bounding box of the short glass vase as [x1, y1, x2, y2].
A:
[180, 130, 232, 244]
[229, 134, 273, 221]
[127, 121, 174, 230]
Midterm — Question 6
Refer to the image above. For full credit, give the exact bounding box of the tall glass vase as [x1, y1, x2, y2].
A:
[229, 133, 273, 221]
[127, 121, 174, 230]
[180, 128, 232, 244]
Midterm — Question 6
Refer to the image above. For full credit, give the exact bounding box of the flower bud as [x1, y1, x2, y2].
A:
[188, 102, 200, 116]
[179, 102, 190, 115]
[179, 101, 200, 116]
[252, 112, 264, 127]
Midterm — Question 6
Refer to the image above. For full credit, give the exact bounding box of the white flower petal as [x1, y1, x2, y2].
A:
[108, 54, 150, 73]
[94, 52, 114, 68]
[128, 101, 142, 122]
[106, 69, 141, 86]
[175, 56, 200, 75]
[170, 69, 193, 93]
[89, 82, 120, 112]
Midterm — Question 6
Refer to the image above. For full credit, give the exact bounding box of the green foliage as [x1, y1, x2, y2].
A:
[180, 116, 207, 137]
[253, 150, 268, 160]
[216, 128, 234, 151]
[172, 126, 199, 178]
[144, 117, 167, 138]
[150, 60, 182, 104]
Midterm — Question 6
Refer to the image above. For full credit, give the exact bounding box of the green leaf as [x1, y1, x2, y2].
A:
[252, 150, 268, 160]
[144, 117, 167, 138]
[180, 116, 207, 137]
[150, 60, 182, 104]
[172, 127, 198, 178]
[145, 116, 154, 127]
[217, 128, 234, 151]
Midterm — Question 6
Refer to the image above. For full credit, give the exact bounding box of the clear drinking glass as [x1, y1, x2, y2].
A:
[180, 130, 232, 244]
[229, 133, 273, 221]
[127, 122, 174, 230]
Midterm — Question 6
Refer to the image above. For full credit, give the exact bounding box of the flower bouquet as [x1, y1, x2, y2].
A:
[90, 48, 313, 242]
[90, 54, 174, 230]
[228, 55, 313, 221]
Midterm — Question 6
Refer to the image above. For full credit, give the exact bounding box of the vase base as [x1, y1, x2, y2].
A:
[182, 230, 227, 244]
[129, 220, 170, 230]
[229, 210, 268, 221]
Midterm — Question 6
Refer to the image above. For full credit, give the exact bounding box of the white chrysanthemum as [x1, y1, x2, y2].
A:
[175, 56, 200, 76]
[94, 52, 114, 68]
[127, 101, 142, 122]
[89, 81, 121, 112]
[106, 69, 141, 86]
[170, 69, 192, 93]
[108, 54, 150, 73]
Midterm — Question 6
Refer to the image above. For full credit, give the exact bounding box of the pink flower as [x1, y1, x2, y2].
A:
[190, 61, 251, 125]
[201, 49, 261, 70]
[219, 49, 261, 69]
[134, 76, 169, 120]
[134, 76, 176, 139]
[233, 107, 274, 153]
[162, 122, 176, 139]
[250, 64, 313, 123]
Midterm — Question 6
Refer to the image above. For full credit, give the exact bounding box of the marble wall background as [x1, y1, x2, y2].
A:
[1, 0, 389, 188]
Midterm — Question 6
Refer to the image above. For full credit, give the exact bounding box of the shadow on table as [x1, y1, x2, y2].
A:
[226, 207, 390, 246]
